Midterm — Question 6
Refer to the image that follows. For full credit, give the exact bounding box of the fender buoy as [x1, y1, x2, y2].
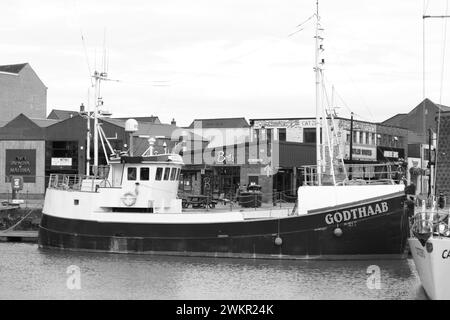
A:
[334, 228, 343, 237]
[274, 236, 283, 246]
[122, 192, 137, 206]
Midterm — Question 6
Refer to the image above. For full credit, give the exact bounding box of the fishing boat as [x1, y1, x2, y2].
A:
[38, 1, 410, 259]
[407, 5, 450, 300]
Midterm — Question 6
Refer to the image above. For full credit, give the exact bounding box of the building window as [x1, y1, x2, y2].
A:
[254, 129, 260, 142]
[266, 128, 272, 157]
[303, 128, 316, 143]
[365, 132, 369, 145]
[248, 175, 259, 185]
[163, 168, 170, 180]
[278, 128, 287, 142]
[266, 128, 272, 141]
[346, 133, 351, 143]
[155, 167, 163, 181]
[352, 131, 357, 143]
[140, 167, 150, 181]
[127, 167, 137, 181]
[179, 172, 194, 191]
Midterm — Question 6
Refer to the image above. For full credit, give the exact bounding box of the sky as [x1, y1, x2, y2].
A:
[2, 0, 450, 126]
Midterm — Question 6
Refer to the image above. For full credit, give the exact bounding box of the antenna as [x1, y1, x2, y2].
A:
[89, 30, 120, 172]
[314, 0, 323, 185]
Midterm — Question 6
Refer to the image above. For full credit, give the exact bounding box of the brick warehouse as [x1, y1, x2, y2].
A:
[0, 63, 47, 122]
[436, 111, 450, 197]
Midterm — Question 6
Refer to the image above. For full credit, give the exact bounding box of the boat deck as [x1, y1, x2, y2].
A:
[182, 202, 296, 219]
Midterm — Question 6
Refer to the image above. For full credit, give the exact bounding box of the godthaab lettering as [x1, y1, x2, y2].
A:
[325, 202, 389, 224]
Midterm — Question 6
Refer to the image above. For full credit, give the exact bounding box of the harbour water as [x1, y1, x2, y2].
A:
[0, 243, 427, 300]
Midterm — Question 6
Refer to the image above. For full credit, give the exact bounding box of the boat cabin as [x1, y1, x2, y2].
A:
[48, 153, 184, 213]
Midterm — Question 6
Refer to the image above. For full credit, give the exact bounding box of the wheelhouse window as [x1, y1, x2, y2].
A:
[176, 168, 181, 180]
[140, 168, 150, 181]
[155, 167, 163, 181]
[127, 167, 137, 181]
[170, 168, 177, 180]
[163, 167, 170, 180]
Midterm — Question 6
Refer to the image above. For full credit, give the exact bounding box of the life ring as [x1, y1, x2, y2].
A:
[122, 192, 137, 206]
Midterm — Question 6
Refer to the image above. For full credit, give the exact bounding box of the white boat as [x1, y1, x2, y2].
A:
[408, 202, 450, 299]
[407, 5, 450, 300]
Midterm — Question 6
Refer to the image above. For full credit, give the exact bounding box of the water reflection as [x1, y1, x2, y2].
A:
[0, 243, 426, 300]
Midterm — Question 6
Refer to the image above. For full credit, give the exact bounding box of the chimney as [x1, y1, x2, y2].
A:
[171, 118, 176, 126]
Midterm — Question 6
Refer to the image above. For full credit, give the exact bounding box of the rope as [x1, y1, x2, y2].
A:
[0, 209, 36, 233]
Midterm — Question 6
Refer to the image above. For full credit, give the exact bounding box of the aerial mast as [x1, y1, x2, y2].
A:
[314, 0, 323, 185]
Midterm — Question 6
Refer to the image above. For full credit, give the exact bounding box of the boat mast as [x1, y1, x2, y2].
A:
[93, 70, 101, 170]
[86, 87, 91, 175]
[315, 0, 322, 185]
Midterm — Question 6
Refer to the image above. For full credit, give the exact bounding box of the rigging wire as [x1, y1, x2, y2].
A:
[164, 17, 315, 87]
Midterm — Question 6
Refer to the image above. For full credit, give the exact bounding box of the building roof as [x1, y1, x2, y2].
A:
[0, 63, 28, 74]
[250, 116, 407, 130]
[188, 117, 250, 129]
[382, 113, 408, 127]
[0, 113, 60, 129]
[113, 116, 161, 124]
[436, 103, 450, 112]
[47, 109, 80, 120]
[102, 118, 206, 141]
[30, 118, 61, 127]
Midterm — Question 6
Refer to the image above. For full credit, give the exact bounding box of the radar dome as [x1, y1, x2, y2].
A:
[125, 119, 138, 132]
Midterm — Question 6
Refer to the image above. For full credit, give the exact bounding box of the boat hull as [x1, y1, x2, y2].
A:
[38, 193, 409, 260]
[408, 237, 450, 299]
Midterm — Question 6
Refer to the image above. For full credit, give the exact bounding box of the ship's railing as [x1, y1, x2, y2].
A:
[48, 174, 110, 192]
[301, 162, 406, 186]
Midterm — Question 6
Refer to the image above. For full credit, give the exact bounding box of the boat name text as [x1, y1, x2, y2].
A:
[325, 202, 389, 225]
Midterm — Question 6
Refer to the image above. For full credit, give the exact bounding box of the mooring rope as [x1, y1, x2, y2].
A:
[0, 209, 36, 233]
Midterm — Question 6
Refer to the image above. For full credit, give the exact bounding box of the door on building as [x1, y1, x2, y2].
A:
[273, 169, 294, 202]
[214, 166, 240, 200]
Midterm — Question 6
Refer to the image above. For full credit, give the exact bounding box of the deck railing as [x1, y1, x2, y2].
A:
[48, 174, 110, 192]
[301, 162, 406, 186]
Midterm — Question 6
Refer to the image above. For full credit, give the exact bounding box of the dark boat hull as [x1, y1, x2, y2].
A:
[38, 194, 409, 260]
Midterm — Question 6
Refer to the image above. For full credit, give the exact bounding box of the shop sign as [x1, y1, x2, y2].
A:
[51, 157, 73, 166]
[383, 151, 399, 159]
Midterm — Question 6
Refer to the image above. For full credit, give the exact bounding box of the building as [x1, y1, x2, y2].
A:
[0, 114, 58, 198]
[180, 140, 316, 203]
[382, 98, 449, 194]
[0, 111, 206, 199]
[186, 118, 250, 148]
[249, 116, 409, 182]
[0, 63, 47, 121]
[250, 117, 408, 163]
[435, 111, 450, 197]
[383, 98, 450, 142]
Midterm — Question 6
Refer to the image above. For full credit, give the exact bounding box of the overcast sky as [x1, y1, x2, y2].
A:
[3, 0, 450, 126]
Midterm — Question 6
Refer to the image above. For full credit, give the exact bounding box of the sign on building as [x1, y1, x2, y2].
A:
[5, 149, 36, 183]
[51, 157, 73, 166]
